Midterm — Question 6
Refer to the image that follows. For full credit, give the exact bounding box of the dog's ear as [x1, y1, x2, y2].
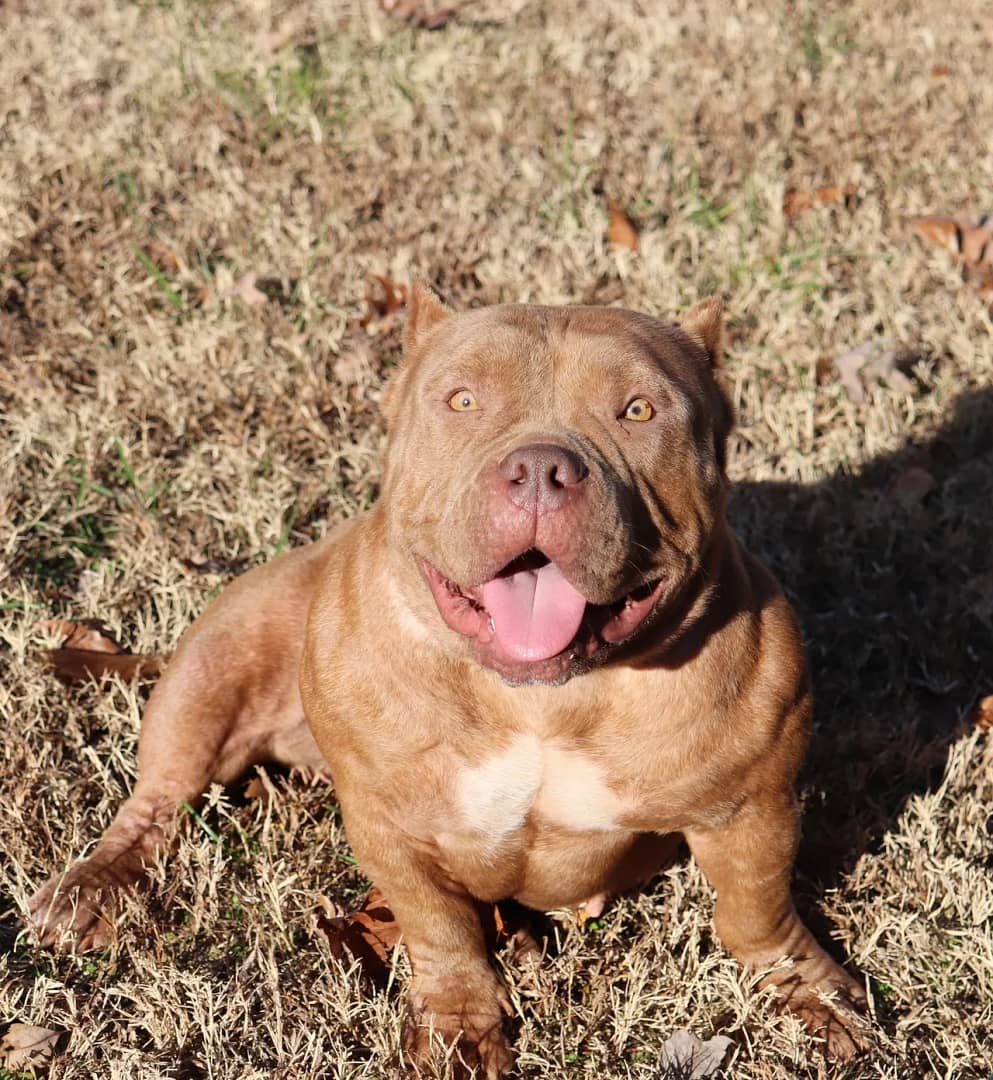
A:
[404, 282, 452, 356]
[679, 297, 734, 475]
[382, 283, 452, 428]
[679, 296, 724, 366]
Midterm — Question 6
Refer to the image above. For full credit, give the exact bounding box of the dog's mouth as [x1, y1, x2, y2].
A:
[422, 550, 664, 678]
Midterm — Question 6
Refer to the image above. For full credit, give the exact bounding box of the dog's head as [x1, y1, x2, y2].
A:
[380, 285, 733, 685]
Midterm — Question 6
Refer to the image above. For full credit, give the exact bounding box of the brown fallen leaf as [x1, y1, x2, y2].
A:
[930, 63, 953, 78]
[606, 196, 639, 252]
[145, 240, 180, 274]
[243, 776, 266, 799]
[783, 183, 856, 217]
[657, 1028, 733, 1078]
[317, 886, 402, 982]
[814, 354, 834, 385]
[887, 466, 937, 502]
[45, 650, 165, 682]
[36, 619, 123, 654]
[911, 215, 961, 255]
[360, 274, 409, 333]
[379, 0, 456, 30]
[1, 1023, 62, 1072]
[243, 769, 278, 806]
[318, 889, 542, 983]
[485, 901, 542, 960]
[961, 224, 993, 268]
[911, 212, 993, 307]
[972, 695, 993, 732]
[36, 619, 166, 682]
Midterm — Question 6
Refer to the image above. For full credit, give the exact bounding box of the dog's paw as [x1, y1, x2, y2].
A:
[27, 855, 140, 951]
[771, 966, 870, 1060]
[402, 974, 514, 1078]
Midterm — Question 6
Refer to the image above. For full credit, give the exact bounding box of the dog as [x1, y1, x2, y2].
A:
[29, 286, 867, 1076]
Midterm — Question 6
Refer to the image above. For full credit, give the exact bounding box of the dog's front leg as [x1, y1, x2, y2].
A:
[341, 803, 515, 1079]
[29, 544, 331, 950]
[684, 788, 868, 1059]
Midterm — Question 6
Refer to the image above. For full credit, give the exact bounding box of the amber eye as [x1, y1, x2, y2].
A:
[448, 389, 480, 412]
[622, 397, 655, 422]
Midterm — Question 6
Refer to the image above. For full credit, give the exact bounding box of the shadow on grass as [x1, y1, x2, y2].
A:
[729, 385, 993, 887]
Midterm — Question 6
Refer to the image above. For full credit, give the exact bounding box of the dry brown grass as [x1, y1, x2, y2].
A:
[2, 0, 992, 1077]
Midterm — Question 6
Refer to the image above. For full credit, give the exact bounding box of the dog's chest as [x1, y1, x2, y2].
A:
[453, 734, 626, 842]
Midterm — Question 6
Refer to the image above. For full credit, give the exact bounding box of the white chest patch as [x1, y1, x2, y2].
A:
[454, 735, 626, 845]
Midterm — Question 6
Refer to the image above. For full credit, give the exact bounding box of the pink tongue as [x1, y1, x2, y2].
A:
[480, 562, 587, 662]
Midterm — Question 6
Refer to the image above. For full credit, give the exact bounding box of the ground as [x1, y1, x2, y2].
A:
[1, 0, 992, 1077]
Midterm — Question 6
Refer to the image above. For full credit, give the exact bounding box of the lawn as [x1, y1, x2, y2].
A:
[1, 0, 992, 1077]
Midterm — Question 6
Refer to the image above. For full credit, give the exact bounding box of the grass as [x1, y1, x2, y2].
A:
[2, 0, 993, 1077]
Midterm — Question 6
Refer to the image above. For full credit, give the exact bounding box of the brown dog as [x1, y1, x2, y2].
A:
[29, 287, 867, 1075]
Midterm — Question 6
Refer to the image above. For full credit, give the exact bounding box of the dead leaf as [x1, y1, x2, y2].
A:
[961, 224, 993, 268]
[145, 240, 180, 274]
[912, 214, 993, 271]
[243, 769, 277, 806]
[832, 340, 912, 403]
[887, 466, 937, 502]
[912, 213, 993, 308]
[317, 886, 402, 982]
[225, 272, 268, 307]
[44, 650, 165, 682]
[36, 619, 123, 654]
[360, 274, 409, 333]
[814, 354, 833, 385]
[783, 190, 814, 216]
[930, 63, 953, 77]
[317, 889, 542, 983]
[783, 183, 856, 216]
[379, 0, 456, 30]
[36, 619, 165, 682]
[971, 695, 993, 732]
[243, 777, 266, 799]
[911, 215, 961, 255]
[1, 1024, 61, 1071]
[606, 196, 639, 252]
[658, 1028, 733, 1078]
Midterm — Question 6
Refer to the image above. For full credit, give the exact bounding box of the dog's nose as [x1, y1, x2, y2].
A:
[498, 443, 589, 511]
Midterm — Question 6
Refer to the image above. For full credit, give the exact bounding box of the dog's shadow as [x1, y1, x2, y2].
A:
[728, 384, 993, 893]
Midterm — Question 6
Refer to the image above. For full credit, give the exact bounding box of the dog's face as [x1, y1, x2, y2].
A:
[381, 287, 732, 685]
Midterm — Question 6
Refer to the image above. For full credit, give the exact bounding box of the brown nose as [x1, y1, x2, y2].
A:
[498, 443, 589, 512]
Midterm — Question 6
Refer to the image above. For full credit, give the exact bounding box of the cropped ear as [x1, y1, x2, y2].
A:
[679, 296, 725, 366]
[679, 297, 733, 474]
[403, 282, 452, 356]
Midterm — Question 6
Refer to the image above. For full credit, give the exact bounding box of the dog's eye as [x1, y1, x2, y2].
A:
[448, 389, 480, 412]
[622, 397, 655, 422]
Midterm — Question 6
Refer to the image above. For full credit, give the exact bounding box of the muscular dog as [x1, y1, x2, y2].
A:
[29, 287, 867, 1075]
